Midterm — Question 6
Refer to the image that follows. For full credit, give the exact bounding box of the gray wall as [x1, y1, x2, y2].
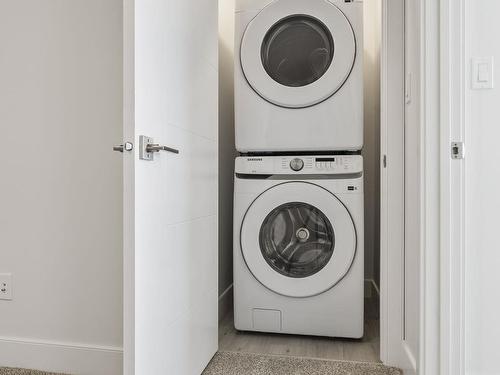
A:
[0, 1, 123, 373]
[363, 0, 382, 287]
[218, 0, 237, 298]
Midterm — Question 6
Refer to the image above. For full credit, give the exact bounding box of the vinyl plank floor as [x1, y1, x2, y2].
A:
[219, 297, 380, 363]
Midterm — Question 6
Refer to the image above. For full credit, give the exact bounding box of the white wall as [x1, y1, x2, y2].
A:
[466, 1, 500, 373]
[0, 1, 123, 373]
[218, 0, 237, 316]
[363, 0, 382, 287]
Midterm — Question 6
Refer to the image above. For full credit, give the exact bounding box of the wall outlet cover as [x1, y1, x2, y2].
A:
[0, 273, 13, 300]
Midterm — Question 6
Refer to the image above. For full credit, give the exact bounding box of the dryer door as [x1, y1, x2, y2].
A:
[240, 0, 356, 108]
[240, 182, 357, 298]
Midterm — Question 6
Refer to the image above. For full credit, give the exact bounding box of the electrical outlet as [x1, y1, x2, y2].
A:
[0, 273, 12, 300]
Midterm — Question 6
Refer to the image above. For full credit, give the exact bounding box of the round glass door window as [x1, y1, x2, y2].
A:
[259, 202, 335, 278]
[261, 15, 334, 87]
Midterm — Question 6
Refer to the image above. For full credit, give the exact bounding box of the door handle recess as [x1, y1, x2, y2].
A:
[113, 142, 134, 152]
[139, 135, 179, 161]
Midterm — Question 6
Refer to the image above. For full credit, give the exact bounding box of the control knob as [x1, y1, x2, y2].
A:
[290, 158, 304, 172]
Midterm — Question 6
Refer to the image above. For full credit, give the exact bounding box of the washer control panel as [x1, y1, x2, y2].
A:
[235, 155, 363, 175]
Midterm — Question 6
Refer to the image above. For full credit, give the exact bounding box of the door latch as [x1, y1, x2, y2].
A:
[113, 142, 133, 152]
[451, 142, 464, 159]
[139, 135, 179, 161]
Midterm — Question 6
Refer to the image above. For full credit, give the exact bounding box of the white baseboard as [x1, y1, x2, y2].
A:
[218, 284, 233, 322]
[0, 337, 122, 375]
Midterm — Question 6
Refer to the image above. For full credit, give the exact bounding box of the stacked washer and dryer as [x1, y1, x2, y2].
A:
[233, 0, 365, 338]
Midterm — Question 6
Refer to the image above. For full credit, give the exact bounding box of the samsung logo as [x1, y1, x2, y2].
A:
[247, 158, 263, 161]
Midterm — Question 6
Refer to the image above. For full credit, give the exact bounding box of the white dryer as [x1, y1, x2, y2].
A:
[235, 0, 364, 152]
[233, 155, 364, 338]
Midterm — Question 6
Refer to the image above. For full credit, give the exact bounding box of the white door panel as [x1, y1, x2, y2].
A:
[136, 129, 218, 224]
[167, 287, 219, 375]
[135, 44, 218, 141]
[134, 3, 218, 139]
[124, 0, 218, 374]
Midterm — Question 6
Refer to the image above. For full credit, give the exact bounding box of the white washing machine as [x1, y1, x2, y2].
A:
[233, 155, 364, 338]
[235, 0, 364, 152]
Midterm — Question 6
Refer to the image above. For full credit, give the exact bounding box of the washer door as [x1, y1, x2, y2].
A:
[240, 182, 357, 298]
[240, 0, 356, 108]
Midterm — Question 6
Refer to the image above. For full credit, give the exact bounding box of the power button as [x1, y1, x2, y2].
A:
[290, 158, 304, 172]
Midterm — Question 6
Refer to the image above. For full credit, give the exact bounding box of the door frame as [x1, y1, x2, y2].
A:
[123, 0, 135, 372]
[420, 0, 465, 373]
[380, 0, 409, 368]
[438, 0, 466, 374]
[381, 0, 445, 373]
[419, 0, 441, 373]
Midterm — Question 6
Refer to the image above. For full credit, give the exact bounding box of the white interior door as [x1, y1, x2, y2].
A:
[123, 1, 219, 374]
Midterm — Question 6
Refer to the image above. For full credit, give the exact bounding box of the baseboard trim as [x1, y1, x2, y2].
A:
[218, 284, 233, 322]
[0, 336, 122, 374]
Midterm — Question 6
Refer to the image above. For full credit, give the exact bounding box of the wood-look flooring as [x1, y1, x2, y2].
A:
[219, 296, 380, 364]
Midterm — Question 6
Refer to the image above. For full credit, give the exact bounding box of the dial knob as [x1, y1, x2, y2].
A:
[290, 158, 304, 172]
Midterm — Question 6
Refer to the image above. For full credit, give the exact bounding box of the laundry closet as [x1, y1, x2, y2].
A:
[0, 0, 424, 373]
[218, 0, 384, 365]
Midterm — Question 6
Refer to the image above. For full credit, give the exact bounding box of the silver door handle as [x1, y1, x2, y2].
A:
[113, 142, 133, 152]
[146, 144, 179, 154]
[139, 135, 179, 161]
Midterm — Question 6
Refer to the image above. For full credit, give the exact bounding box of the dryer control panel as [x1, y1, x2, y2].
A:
[235, 155, 363, 175]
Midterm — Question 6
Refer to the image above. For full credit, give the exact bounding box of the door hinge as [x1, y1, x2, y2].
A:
[451, 142, 465, 159]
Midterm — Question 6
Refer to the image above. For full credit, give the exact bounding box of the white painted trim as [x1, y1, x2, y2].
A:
[123, 0, 135, 374]
[0, 337, 122, 375]
[419, 0, 442, 374]
[438, 0, 466, 374]
[380, 0, 409, 369]
[218, 284, 234, 322]
[403, 342, 418, 372]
